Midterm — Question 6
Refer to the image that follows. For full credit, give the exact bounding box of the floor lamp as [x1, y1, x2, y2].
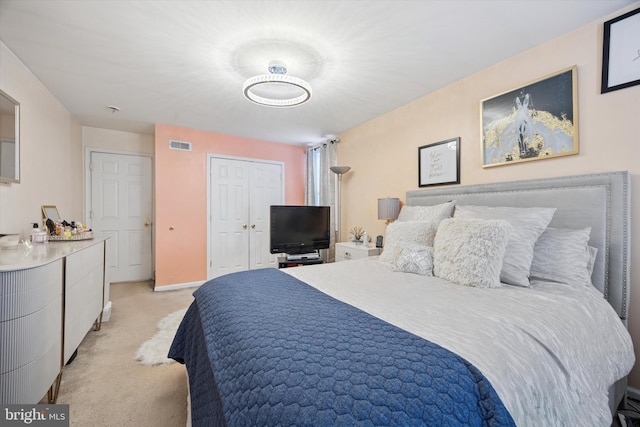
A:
[330, 166, 351, 243]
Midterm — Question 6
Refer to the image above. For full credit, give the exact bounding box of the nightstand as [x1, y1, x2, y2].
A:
[335, 242, 382, 262]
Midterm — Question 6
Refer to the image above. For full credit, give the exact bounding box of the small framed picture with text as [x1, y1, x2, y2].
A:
[418, 137, 460, 187]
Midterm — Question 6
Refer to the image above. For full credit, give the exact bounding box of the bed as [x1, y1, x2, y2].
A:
[169, 171, 634, 426]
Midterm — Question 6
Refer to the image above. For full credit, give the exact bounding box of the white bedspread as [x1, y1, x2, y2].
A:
[285, 257, 634, 427]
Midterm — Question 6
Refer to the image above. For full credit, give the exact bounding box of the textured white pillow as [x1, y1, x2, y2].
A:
[586, 246, 598, 276]
[397, 201, 456, 222]
[394, 243, 434, 276]
[379, 221, 439, 264]
[530, 227, 592, 286]
[433, 218, 512, 288]
[454, 205, 555, 287]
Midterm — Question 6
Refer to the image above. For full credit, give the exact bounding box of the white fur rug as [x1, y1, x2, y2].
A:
[135, 308, 187, 366]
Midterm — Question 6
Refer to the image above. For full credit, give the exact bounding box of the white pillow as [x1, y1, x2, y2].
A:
[454, 205, 555, 287]
[587, 246, 598, 276]
[530, 227, 592, 286]
[433, 218, 512, 288]
[394, 243, 434, 276]
[379, 221, 439, 264]
[397, 201, 456, 222]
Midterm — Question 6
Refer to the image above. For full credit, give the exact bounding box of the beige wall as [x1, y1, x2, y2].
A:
[83, 126, 154, 155]
[0, 42, 154, 238]
[339, 3, 640, 386]
[0, 41, 83, 237]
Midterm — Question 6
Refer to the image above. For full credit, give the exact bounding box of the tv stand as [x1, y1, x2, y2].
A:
[278, 256, 324, 269]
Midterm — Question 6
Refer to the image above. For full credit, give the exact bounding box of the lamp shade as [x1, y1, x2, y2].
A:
[330, 165, 351, 175]
[378, 198, 400, 221]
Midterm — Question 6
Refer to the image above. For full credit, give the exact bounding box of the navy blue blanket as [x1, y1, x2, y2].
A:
[169, 268, 515, 427]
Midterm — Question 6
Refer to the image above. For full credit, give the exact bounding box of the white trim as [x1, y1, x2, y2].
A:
[153, 280, 204, 292]
[206, 152, 285, 165]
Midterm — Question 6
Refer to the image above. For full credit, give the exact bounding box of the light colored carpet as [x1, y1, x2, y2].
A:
[51, 281, 195, 427]
[135, 308, 188, 366]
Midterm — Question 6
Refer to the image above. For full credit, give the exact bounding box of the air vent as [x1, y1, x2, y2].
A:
[169, 139, 192, 151]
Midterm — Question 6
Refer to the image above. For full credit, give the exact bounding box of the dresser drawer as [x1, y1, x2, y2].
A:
[335, 242, 381, 262]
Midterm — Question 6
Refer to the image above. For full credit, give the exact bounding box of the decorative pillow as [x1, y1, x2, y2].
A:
[379, 221, 439, 264]
[433, 218, 512, 288]
[397, 201, 456, 222]
[587, 246, 598, 276]
[394, 243, 434, 276]
[530, 227, 593, 286]
[454, 205, 555, 287]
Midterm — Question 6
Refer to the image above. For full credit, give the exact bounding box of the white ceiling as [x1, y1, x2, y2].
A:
[0, 0, 633, 146]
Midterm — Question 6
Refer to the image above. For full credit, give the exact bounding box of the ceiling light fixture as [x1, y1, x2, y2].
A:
[243, 61, 312, 107]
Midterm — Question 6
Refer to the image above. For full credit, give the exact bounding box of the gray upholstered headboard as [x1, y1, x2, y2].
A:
[405, 171, 630, 321]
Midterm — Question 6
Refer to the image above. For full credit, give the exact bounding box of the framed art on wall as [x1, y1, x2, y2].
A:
[418, 137, 460, 187]
[601, 7, 640, 94]
[481, 66, 578, 168]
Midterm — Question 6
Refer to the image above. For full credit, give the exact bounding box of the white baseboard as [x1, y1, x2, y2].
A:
[154, 280, 204, 292]
[102, 301, 112, 322]
[628, 386, 640, 401]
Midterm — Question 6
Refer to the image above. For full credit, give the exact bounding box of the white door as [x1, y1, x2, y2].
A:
[90, 152, 153, 283]
[210, 157, 250, 277]
[209, 157, 283, 278]
[249, 162, 284, 270]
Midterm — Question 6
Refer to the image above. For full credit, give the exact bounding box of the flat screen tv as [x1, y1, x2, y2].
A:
[270, 205, 331, 256]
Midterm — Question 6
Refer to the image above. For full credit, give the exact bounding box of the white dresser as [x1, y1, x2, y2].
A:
[335, 242, 382, 262]
[0, 237, 110, 404]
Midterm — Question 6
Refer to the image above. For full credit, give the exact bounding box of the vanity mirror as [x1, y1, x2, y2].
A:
[41, 205, 61, 222]
[0, 89, 20, 183]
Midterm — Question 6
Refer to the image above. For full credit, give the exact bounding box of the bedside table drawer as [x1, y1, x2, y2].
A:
[335, 242, 381, 262]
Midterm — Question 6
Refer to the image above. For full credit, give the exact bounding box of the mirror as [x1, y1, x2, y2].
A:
[0, 89, 20, 183]
[41, 205, 61, 222]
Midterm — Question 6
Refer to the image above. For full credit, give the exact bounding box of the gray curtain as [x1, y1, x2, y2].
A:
[306, 141, 337, 262]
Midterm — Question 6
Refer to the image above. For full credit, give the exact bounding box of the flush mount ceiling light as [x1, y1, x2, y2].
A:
[243, 61, 312, 107]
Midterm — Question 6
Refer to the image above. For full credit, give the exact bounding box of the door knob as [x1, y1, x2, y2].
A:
[144, 222, 151, 227]
[243, 224, 248, 229]
[251, 224, 256, 229]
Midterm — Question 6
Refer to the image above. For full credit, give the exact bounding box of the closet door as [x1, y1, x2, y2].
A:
[249, 162, 283, 270]
[210, 157, 251, 277]
[209, 157, 283, 278]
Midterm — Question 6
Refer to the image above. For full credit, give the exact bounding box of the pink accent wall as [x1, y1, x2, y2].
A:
[154, 124, 306, 288]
